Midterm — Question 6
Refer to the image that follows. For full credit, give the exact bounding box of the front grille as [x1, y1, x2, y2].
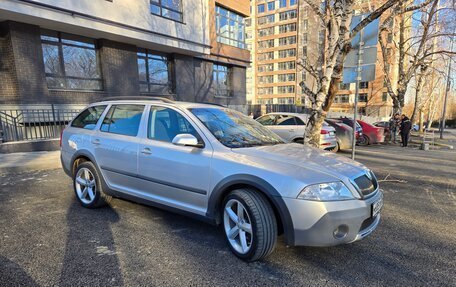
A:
[354, 172, 377, 197]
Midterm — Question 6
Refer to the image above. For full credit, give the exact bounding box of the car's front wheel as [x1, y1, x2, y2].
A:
[73, 161, 111, 208]
[222, 189, 277, 262]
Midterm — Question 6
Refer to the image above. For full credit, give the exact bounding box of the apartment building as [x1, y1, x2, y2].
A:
[247, 0, 397, 117]
[0, 0, 250, 107]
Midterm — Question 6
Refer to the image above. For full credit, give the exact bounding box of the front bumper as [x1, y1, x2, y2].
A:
[284, 190, 383, 246]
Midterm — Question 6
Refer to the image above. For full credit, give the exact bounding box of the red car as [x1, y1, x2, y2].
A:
[357, 120, 385, 145]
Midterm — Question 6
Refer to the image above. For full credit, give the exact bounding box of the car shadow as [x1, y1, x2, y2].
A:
[58, 201, 124, 286]
[0, 256, 39, 287]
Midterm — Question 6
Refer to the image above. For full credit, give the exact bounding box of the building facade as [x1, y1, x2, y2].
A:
[246, 0, 398, 117]
[0, 0, 250, 107]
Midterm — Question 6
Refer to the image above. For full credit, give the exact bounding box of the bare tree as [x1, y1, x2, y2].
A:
[379, 0, 456, 116]
[298, 0, 408, 147]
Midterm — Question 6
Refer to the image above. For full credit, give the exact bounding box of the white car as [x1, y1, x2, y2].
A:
[256, 112, 338, 150]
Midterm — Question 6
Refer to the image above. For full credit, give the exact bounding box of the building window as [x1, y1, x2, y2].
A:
[267, 1, 275, 11]
[358, 107, 366, 115]
[278, 73, 295, 82]
[213, 63, 231, 97]
[258, 14, 275, 25]
[245, 18, 252, 27]
[279, 36, 296, 46]
[258, 87, 274, 95]
[302, 34, 308, 45]
[150, 0, 183, 22]
[387, 32, 393, 43]
[258, 27, 275, 37]
[359, 82, 368, 89]
[290, 0, 297, 5]
[339, 82, 350, 90]
[257, 98, 274, 104]
[359, 93, 368, 102]
[279, 23, 297, 33]
[280, 0, 287, 8]
[258, 75, 274, 84]
[278, 48, 296, 58]
[258, 52, 274, 61]
[382, 92, 388, 102]
[258, 64, 274, 72]
[137, 49, 171, 94]
[278, 61, 295, 70]
[279, 10, 297, 21]
[336, 95, 349, 103]
[41, 30, 102, 90]
[258, 39, 275, 49]
[278, 85, 295, 93]
[277, 97, 294, 104]
[302, 46, 307, 58]
[216, 6, 246, 49]
[302, 19, 308, 30]
[258, 4, 265, 13]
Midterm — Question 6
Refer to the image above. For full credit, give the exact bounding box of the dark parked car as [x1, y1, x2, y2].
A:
[325, 119, 354, 152]
[373, 121, 391, 141]
[357, 120, 385, 145]
[330, 118, 363, 141]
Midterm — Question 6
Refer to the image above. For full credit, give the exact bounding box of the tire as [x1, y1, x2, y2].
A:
[357, 135, 370, 146]
[222, 189, 277, 262]
[73, 161, 111, 208]
[329, 142, 340, 153]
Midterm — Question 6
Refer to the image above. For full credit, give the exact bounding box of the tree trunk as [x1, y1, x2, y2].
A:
[419, 109, 425, 135]
[304, 109, 326, 148]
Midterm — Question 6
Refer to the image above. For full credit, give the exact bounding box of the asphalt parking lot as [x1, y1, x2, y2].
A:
[1, 145, 455, 286]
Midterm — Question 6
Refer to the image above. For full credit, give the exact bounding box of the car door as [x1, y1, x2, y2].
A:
[270, 115, 298, 142]
[92, 104, 145, 192]
[136, 105, 213, 215]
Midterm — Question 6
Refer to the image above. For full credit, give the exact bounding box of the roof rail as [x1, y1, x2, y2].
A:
[102, 96, 174, 103]
[200, 102, 226, 107]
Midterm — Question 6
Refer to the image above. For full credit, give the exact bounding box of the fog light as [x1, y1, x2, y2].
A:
[333, 225, 349, 239]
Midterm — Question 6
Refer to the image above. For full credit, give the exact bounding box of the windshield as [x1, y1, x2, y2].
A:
[190, 108, 284, 148]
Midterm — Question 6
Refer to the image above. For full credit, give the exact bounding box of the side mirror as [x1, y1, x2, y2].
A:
[172, 134, 204, 148]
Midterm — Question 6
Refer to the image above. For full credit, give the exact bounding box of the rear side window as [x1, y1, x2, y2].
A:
[100, 105, 144, 136]
[256, 115, 276, 125]
[277, 116, 296, 126]
[71, 105, 107, 130]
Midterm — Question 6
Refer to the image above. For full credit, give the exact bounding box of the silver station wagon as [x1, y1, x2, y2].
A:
[61, 98, 383, 261]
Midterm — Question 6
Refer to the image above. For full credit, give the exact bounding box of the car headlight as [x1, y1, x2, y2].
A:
[297, 182, 355, 201]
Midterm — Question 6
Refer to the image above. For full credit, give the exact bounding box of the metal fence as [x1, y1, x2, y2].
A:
[0, 107, 80, 142]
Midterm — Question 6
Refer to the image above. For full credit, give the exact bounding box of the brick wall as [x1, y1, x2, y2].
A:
[0, 22, 19, 102]
[99, 39, 140, 97]
[0, 21, 247, 106]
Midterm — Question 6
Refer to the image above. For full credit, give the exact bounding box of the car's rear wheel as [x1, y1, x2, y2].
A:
[357, 135, 370, 146]
[222, 189, 277, 262]
[329, 142, 340, 153]
[73, 161, 111, 208]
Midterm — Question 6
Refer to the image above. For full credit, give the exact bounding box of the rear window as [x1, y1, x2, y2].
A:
[71, 105, 107, 130]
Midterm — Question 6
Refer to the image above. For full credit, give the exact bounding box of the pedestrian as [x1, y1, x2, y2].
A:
[389, 113, 400, 143]
[399, 114, 412, 147]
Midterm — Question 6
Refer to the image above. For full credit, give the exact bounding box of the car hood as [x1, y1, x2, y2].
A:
[232, 143, 368, 183]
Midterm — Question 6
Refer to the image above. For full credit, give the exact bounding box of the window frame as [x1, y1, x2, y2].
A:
[213, 63, 231, 98]
[137, 48, 173, 94]
[40, 30, 103, 91]
[99, 104, 145, 137]
[71, 105, 107, 130]
[215, 6, 246, 49]
[150, 0, 183, 22]
[147, 105, 205, 146]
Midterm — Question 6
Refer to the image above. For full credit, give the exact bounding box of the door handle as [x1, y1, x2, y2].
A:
[91, 139, 100, 145]
[141, 148, 152, 155]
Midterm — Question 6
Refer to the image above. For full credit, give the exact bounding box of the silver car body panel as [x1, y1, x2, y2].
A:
[61, 100, 382, 246]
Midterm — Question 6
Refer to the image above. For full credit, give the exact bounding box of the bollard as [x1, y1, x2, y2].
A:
[420, 143, 429, 151]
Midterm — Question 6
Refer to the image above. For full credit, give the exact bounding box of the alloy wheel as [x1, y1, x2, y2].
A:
[75, 167, 96, 204]
[223, 199, 253, 254]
